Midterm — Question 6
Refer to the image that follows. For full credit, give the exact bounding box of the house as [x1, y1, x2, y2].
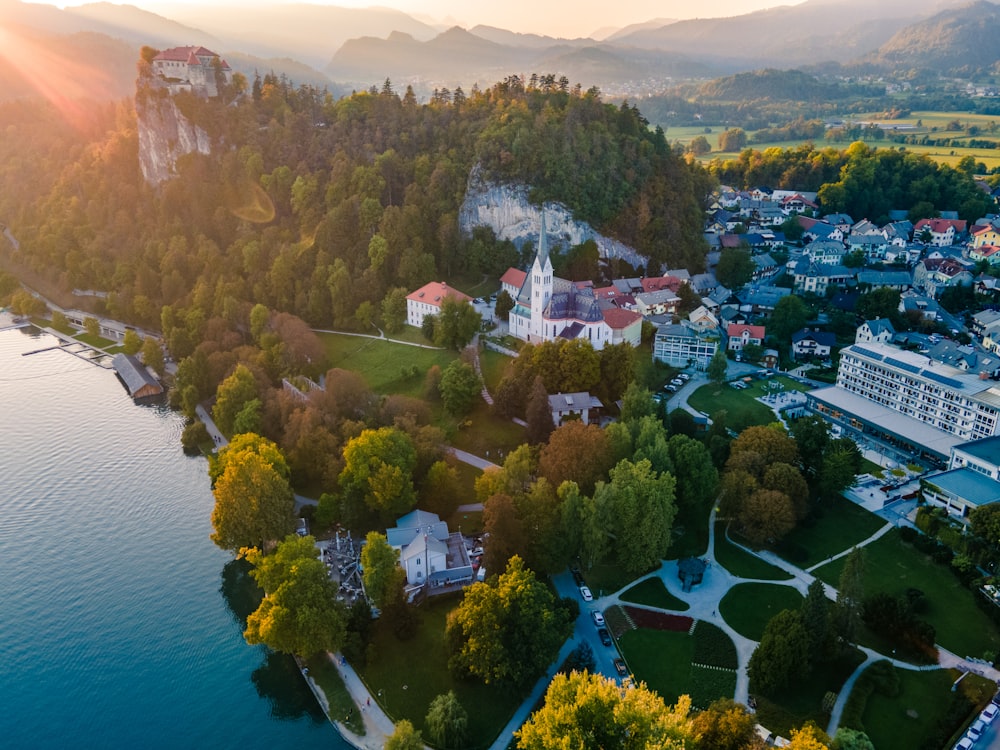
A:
[791, 328, 835, 360]
[779, 193, 819, 215]
[971, 224, 1000, 249]
[847, 233, 889, 261]
[387, 510, 474, 592]
[751, 253, 781, 281]
[855, 318, 896, 345]
[856, 270, 912, 291]
[823, 213, 854, 233]
[806, 239, 848, 265]
[883, 220, 913, 247]
[549, 392, 603, 425]
[112, 353, 163, 403]
[913, 218, 967, 247]
[727, 323, 766, 352]
[921, 468, 1000, 519]
[950, 436, 1000, 480]
[151, 46, 233, 97]
[791, 259, 853, 295]
[688, 305, 720, 331]
[971, 310, 1000, 339]
[761, 348, 780, 368]
[507, 216, 641, 350]
[652, 322, 721, 368]
[737, 285, 791, 317]
[803, 222, 845, 243]
[406, 281, 472, 328]
[635, 289, 680, 317]
[969, 245, 1000, 266]
[899, 293, 943, 323]
[499, 267, 527, 299]
[689, 273, 718, 295]
[912, 257, 973, 298]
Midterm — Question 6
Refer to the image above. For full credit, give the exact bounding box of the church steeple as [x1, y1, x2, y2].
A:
[537, 210, 550, 269]
[529, 210, 554, 340]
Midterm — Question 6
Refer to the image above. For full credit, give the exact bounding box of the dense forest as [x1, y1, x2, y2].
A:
[0, 68, 711, 342]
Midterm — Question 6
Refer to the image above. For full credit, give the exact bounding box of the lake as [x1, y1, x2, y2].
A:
[0, 326, 348, 749]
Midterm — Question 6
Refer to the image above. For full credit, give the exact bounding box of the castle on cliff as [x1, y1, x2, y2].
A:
[151, 46, 232, 97]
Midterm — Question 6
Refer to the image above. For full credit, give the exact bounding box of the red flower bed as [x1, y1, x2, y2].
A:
[624, 605, 693, 632]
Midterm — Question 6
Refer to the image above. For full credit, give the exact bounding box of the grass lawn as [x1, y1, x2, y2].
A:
[479, 348, 511, 393]
[359, 594, 522, 748]
[304, 654, 366, 735]
[74, 331, 115, 349]
[754, 648, 866, 738]
[861, 667, 994, 750]
[686, 382, 777, 431]
[384, 326, 434, 345]
[714, 523, 792, 581]
[813, 529, 1000, 659]
[446, 398, 526, 457]
[719, 583, 804, 642]
[859, 458, 885, 478]
[776, 495, 886, 568]
[319, 332, 457, 397]
[619, 627, 737, 709]
[582, 561, 648, 598]
[621, 577, 690, 612]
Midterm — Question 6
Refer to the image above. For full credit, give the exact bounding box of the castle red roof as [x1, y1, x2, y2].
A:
[153, 46, 222, 62]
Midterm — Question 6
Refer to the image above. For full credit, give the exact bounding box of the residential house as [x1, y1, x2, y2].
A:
[791, 259, 853, 295]
[751, 253, 781, 282]
[779, 193, 819, 215]
[791, 328, 836, 360]
[851, 219, 882, 237]
[856, 270, 912, 291]
[635, 289, 680, 317]
[688, 305, 720, 331]
[387, 510, 473, 592]
[549, 392, 603, 425]
[690, 273, 718, 295]
[653, 322, 721, 368]
[802, 221, 845, 244]
[855, 318, 896, 345]
[971, 224, 1000, 249]
[883, 220, 913, 247]
[499, 267, 527, 299]
[972, 310, 1000, 339]
[969, 245, 1000, 266]
[727, 323, 766, 353]
[737, 285, 792, 317]
[805, 240, 848, 265]
[899, 292, 944, 323]
[406, 281, 472, 328]
[823, 213, 854, 233]
[847, 233, 889, 261]
[912, 257, 974, 298]
[914, 218, 967, 247]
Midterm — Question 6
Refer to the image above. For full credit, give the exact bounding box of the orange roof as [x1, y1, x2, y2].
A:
[500, 267, 527, 289]
[602, 308, 642, 330]
[914, 218, 967, 233]
[406, 281, 472, 307]
[593, 285, 619, 298]
[973, 225, 999, 235]
[640, 275, 682, 293]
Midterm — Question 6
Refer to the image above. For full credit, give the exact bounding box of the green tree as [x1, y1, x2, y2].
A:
[381, 287, 408, 333]
[495, 289, 515, 321]
[801, 578, 831, 664]
[832, 727, 875, 750]
[425, 690, 468, 749]
[339, 427, 417, 521]
[446, 556, 572, 689]
[438, 360, 481, 416]
[232, 397, 262, 436]
[435, 297, 480, 350]
[619, 380, 656, 423]
[707, 349, 729, 384]
[360, 531, 404, 610]
[596, 458, 677, 575]
[421, 459, 462, 518]
[249, 303, 269, 342]
[598, 342, 634, 404]
[748, 608, 811, 694]
[718, 128, 748, 152]
[791, 414, 830, 482]
[516, 671, 696, 749]
[525, 375, 555, 444]
[818, 438, 863, 502]
[833, 547, 866, 646]
[385, 720, 423, 750]
[688, 135, 711, 156]
[122, 328, 142, 355]
[243, 535, 347, 656]
[213, 364, 259, 438]
[769, 295, 810, 343]
[715, 248, 755, 289]
[210, 440, 295, 552]
[141, 336, 165, 375]
[667, 435, 718, 513]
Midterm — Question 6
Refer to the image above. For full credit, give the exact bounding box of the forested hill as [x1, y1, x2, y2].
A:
[0, 73, 710, 346]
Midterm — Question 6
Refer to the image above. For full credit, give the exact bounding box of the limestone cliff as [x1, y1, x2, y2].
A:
[458, 167, 648, 269]
[135, 90, 212, 187]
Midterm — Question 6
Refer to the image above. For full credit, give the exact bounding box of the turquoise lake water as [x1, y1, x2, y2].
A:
[0, 327, 348, 749]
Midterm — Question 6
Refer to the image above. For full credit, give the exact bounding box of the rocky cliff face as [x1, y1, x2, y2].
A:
[458, 167, 648, 269]
[135, 91, 212, 187]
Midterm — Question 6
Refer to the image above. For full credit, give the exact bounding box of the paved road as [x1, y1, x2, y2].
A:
[447, 446, 499, 471]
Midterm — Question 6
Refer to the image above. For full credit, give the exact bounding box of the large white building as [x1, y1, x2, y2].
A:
[808, 342, 1000, 465]
[507, 217, 641, 350]
[405, 281, 472, 329]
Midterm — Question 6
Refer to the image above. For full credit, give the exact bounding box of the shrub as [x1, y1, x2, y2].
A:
[693, 621, 738, 669]
[899, 526, 917, 543]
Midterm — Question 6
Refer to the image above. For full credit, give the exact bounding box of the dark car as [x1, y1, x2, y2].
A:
[613, 658, 628, 676]
[572, 570, 585, 586]
[597, 627, 612, 646]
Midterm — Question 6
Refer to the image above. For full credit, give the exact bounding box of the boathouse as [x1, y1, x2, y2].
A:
[112, 353, 163, 403]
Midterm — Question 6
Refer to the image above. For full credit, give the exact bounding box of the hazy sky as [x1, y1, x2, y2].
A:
[51, 0, 809, 38]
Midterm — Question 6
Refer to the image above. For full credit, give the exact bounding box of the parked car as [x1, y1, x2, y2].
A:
[678, 373, 691, 382]
[968, 720, 986, 741]
[579, 585, 593, 602]
[613, 658, 628, 676]
[664, 385, 678, 393]
[591, 609, 605, 627]
[571, 569, 585, 586]
[670, 378, 684, 386]
[981, 703, 999, 724]
[954, 737, 973, 750]
[295, 518, 308, 537]
[597, 627, 612, 646]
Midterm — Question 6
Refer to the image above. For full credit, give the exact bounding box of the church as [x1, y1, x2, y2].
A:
[507, 216, 642, 350]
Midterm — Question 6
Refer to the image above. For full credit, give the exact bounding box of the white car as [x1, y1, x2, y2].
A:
[954, 738, 974, 750]
[969, 719, 986, 741]
[591, 609, 605, 627]
[981, 703, 999, 724]
[579, 585, 593, 602]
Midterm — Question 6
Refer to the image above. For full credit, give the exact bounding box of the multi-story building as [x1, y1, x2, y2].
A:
[808, 342, 1000, 466]
[653, 322, 720, 369]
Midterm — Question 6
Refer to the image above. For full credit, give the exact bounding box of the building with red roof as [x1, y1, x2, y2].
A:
[151, 46, 232, 97]
[499, 268, 527, 299]
[406, 282, 472, 328]
[726, 323, 766, 353]
[914, 218, 967, 247]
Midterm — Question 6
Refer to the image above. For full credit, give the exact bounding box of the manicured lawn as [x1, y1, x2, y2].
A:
[714, 523, 792, 581]
[621, 577, 690, 612]
[618, 627, 737, 709]
[861, 667, 994, 750]
[319, 332, 457, 397]
[719, 583, 804, 642]
[753, 648, 866, 738]
[304, 654, 366, 735]
[813, 529, 1000, 659]
[479, 348, 511, 393]
[686, 382, 776, 431]
[74, 331, 115, 348]
[776, 495, 887, 568]
[447, 398, 526, 457]
[359, 594, 522, 748]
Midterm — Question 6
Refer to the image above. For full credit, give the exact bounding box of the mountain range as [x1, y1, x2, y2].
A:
[0, 0, 994, 102]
